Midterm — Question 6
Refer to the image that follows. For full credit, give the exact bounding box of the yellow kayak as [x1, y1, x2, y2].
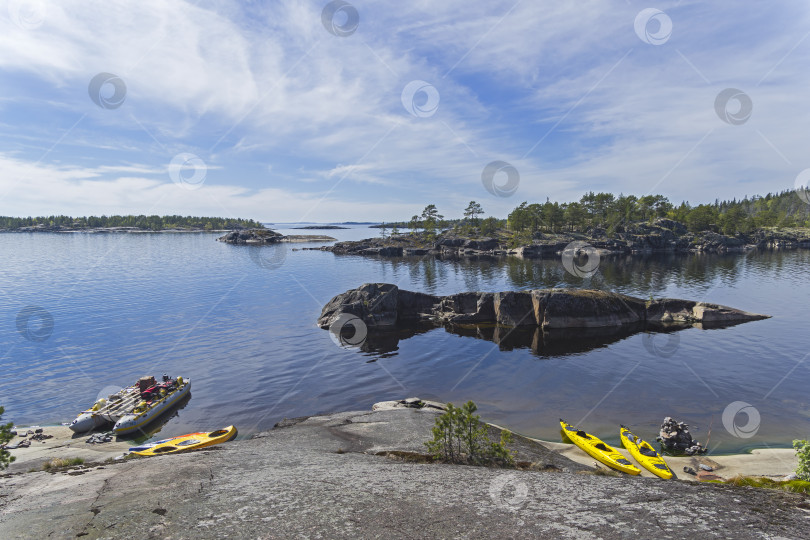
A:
[620, 425, 673, 479]
[132, 425, 237, 457]
[560, 420, 640, 475]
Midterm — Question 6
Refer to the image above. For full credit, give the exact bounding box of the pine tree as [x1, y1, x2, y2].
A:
[0, 406, 15, 470]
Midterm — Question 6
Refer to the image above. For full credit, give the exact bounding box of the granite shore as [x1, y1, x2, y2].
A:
[2, 401, 806, 539]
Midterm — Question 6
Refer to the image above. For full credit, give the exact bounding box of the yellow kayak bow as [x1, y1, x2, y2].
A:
[560, 419, 640, 475]
[132, 425, 237, 457]
[620, 425, 673, 479]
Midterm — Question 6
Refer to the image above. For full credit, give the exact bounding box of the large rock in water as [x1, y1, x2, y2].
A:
[537, 289, 646, 328]
[318, 283, 400, 328]
[317, 283, 770, 330]
[218, 229, 283, 244]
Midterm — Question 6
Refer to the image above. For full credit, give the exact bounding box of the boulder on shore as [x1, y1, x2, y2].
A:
[658, 417, 707, 455]
[317, 283, 770, 330]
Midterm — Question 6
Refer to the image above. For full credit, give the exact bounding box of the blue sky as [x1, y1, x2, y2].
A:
[1, 0, 809, 222]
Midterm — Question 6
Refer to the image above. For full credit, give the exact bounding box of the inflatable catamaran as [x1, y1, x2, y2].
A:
[69, 375, 190, 435]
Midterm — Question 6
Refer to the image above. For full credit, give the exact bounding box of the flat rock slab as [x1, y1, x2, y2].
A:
[1, 409, 808, 539]
[266, 409, 590, 473]
[317, 283, 770, 331]
[2, 426, 131, 474]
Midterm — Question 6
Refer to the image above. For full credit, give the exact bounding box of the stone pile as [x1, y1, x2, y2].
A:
[2, 427, 52, 449]
[85, 431, 115, 444]
[658, 417, 707, 455]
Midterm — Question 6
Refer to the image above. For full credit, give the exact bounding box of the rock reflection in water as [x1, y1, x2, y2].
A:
[358, 320, 747, 360]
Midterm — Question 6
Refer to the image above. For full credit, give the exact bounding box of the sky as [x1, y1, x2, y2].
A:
[1, 0, 809, 222]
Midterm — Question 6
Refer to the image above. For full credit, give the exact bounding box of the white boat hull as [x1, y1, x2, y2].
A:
[68, 412, 109, 433]
[68, 386, 140, 433]
[113, 379, 191, 435]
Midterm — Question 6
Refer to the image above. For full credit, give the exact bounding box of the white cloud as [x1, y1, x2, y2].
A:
[0, 0, 809, 220]
[0, 153, 417, 221]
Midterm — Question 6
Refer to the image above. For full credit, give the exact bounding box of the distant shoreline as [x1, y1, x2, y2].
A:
[322, 221, 810, 259]
[0, 227, 232, 234]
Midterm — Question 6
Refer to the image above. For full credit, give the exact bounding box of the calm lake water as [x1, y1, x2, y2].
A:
[1, 226, 808, 453]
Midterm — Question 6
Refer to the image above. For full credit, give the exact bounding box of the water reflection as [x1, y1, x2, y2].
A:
[358, 320, 751, 360]
[348, 249, 810, 299]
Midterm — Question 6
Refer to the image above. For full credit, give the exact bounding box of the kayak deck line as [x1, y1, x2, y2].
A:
[560, 419, 641, 475]
[620, 425, 674, 479]
[131, 425, 237, 457]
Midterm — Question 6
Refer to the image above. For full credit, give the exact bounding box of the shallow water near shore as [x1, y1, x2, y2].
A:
[1, 226, 808, 453]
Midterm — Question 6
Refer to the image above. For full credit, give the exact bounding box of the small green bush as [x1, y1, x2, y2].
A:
[42, 457, 84, 470]
[425, 401, 514, 467]
[794, 439, 810, 481]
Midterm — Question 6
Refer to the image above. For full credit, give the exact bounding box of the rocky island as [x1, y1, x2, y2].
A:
[317, 219, 810, 259]
[320, 219, 810, 260]
[291, 225, 349, 230]
[318, 283, 770, 332]
[217, 228, 335, 244]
